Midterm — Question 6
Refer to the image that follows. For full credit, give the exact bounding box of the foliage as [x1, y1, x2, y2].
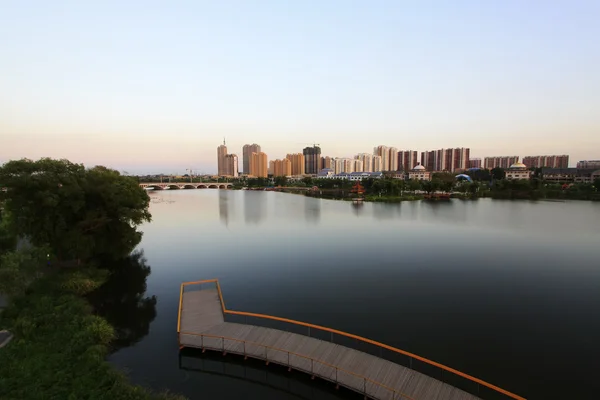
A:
[0, 158, 151, 262]
[0, 268, 183, 400]
[0, 246, 48, 297]
[273, 176, 288, 186]
[595, 178, 600, 191]
[466, 168, 492, 182]
[490, 167, 506, 181]
[0, 208, 17, 255]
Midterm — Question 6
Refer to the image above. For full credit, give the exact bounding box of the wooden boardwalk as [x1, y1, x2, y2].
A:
[179, 288, 484, 400]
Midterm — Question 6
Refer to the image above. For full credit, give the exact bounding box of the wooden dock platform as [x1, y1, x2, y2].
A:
[178, 280, 524, 400]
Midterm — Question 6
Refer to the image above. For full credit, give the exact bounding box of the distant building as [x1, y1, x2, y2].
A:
[250, 152, 268, 178]
[320, 156, 334, 171]
[505, 162, 532, 180]
[224, 154, 238, 177]
[407, 164, 431, 181]
[303, 146, 321, 174]
[523, 155, 569, 168]
[271, 158, 291, 177]
[398, 150, 418, 171]
[355, 153, 373, 172]
[331, 172, 383, 181]
[242, 144, 261, 174]
[353, 159, 363, 173]
[388, 147, 398, 171]
[316, 168, 335, 178]
[420, 148, 470, 172]
[577, 160, 600, 170]
[217, 140, 228, 176]
[542, 168, 600, 183]
[372, 155, 383, 172]
[286, 153, 305, 175]
[374, 145, 390, 171]
[469, 158, 482, 169]
[484, 156, 519, 169]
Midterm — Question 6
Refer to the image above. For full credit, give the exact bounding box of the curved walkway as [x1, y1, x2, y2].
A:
[178, 281, 524, 400]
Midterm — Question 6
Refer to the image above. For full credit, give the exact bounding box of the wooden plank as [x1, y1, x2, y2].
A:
[179, 290, 482, 400]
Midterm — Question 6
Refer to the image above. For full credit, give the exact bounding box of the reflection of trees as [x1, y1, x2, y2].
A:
[88, 251, 157, 352]
[351, 202, 364, 217]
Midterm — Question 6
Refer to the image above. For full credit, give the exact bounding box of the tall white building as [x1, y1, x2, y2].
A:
[388, 147, 398, 171]
[343, 159, 354, 174]
[374, 146, 389, 171]
[372, 155, 383, 172]
[353, 159, 363, 173]
[355, 153, 373, 172]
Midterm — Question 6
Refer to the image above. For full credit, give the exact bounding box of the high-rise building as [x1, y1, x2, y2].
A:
[372, 155, 383, 172]
[355, 153, 373, 172]
[223, 154, 238, 177]
[268, 160, 275, 175]
[484, 156, 519, 169]
[271, 158, 291, 177]
[420, 148, 470, 172]
[250, 152, 268, 177]
[320, 156, 334, 171]
[398, 151, 418, 171]
[217, 139, 228, 176]
[469, 158, 482, 169]
[374, 145, 389, 171]
[286, 153, 306, 175]
[242, 144, 261, 174]
[577, 160, 600, 169]
[353, 159, 363, 173]
[343, 159, 354, 174]
[303, 146, 321, 174]
[523, 155, 569, 168]
[388, 147, 398, 171]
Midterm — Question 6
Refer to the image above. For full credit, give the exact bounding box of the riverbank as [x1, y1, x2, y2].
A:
[0, 267, 184, 400]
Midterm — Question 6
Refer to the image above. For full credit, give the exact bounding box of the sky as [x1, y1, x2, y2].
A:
[1, 0, 599, 174]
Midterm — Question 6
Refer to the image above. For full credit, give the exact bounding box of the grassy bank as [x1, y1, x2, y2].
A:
[0, 267, 183, 400]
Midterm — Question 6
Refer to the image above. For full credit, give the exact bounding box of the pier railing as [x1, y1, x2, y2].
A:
[178, 279, 525, 400]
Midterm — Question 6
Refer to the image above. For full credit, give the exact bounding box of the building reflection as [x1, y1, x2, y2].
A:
[244, 191, 266, 225]
[219, 190, 233, 227]
[304, 197, 321, 224]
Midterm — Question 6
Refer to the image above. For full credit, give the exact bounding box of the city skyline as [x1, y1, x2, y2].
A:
[2, 1, 599, 173]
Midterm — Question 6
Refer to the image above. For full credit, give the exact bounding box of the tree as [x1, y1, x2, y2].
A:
[273, 176, 288, 187]
[0, 158, 151, 263]
[594, 178, 600, 191]
[491, 167, 506, 181]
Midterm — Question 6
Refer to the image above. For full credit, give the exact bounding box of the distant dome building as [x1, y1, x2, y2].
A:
[506, 161, 532, 180]
[408, 163, 431, 181]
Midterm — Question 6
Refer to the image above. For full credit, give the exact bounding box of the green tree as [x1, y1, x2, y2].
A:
[273, 176, 288, 186]
[0, 158, 151, 263]
[491, 167, 506, 181]
[594, 178, 600, 191]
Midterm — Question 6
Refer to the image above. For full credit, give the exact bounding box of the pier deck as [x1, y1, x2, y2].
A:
[178, 281, 523, 400]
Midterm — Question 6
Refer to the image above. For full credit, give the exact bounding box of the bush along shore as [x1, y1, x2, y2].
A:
[0, 158, 184, 400]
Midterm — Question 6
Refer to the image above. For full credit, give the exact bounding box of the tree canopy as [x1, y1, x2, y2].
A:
[0, 158, 151, 262]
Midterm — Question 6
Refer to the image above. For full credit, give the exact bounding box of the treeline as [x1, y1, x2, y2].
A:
[0, 158, 182, 400]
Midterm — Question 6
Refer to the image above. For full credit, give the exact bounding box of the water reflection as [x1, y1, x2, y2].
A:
[303, 197, 321, 224]
[244, 191, 266, 225]
[351, 202, 364, 217]
[219, 190, 232, 227]
[88, 251, 157, 352]
[178, 350, 347, 400]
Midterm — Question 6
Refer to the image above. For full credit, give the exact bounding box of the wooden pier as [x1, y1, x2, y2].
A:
[178, 280, 525, 400]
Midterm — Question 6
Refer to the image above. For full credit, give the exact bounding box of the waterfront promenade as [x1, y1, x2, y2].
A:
[178, 280, 525, 400]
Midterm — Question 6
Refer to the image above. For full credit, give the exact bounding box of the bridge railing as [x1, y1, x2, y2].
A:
[178, 331, 415, 400]
[178, 280, 525, 400]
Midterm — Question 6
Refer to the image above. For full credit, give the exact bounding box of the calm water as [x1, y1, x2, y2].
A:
[107, 190, 600, 400]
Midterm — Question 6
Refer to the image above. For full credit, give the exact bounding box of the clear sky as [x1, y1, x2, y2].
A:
[1, 0, 598, 174]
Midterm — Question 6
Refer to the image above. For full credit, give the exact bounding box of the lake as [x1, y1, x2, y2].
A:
[107, 190, 600, 400]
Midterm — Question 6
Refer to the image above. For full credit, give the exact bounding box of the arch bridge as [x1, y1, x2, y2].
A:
[140, 182, 233, 190]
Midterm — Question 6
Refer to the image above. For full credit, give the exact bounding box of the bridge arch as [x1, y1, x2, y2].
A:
[198, 185, 207, 189]
[208, 184, 218, 189]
